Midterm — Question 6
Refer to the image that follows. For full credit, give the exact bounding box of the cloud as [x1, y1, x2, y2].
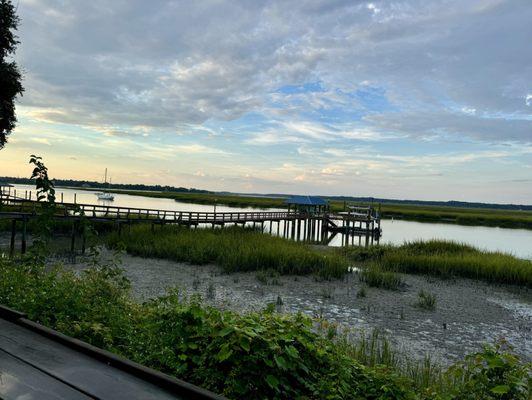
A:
[5, 0, 531, 203]
[16, 0, 531, 145]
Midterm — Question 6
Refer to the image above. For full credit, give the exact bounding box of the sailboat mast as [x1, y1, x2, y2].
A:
[104, 168, 108, 184]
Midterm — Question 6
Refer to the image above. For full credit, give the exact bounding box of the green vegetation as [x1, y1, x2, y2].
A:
[379, 203, 532, 230]
[360, 265, 404, 290]
[416, 290, 437, 311]
[1, 257, 530, 399]
[344, 240, 532, 287]
[106, 225, 348, 279]
[256, 268, 282, 285]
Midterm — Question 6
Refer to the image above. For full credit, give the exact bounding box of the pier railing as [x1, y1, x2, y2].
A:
[0, 196, 299, 224]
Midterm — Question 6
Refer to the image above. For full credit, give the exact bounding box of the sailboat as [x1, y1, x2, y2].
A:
[95, 168, 115, 201]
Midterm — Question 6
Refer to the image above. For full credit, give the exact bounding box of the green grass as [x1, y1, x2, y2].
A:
[106, 225, 348, 279]
[343, 240, 532, 287]
[416, 290, 437, 311]
[1, 257, 530, 399]
[360, 265, 404, 290]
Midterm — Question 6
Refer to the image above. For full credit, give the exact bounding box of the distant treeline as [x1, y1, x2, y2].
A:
[325, 196, 532, 211]
[235, 193, 532, 211]
[0, 176, 211, 194]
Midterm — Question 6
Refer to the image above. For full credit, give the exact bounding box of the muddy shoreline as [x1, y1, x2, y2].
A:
[62, 249, 531, 366]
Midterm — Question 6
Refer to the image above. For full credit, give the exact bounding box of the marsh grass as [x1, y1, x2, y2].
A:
[359, 265, 403, 290]
[345, 240, 532, 287]
[106, 225, 348, 278]
[256, 269, 282, 285]
[416, 290, 436, 310]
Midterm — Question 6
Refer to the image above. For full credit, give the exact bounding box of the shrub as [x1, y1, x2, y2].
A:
[444, 341, 531, 400]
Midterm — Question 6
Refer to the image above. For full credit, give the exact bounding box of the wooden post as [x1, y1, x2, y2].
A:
[74, 193, 77, 204]
[81, 228, 86, 254]
[21, 218, 27, 254]
[61, 192, 64, 203]
[290, 218, 296, 239]
[9, 219, 16, 257]
[70, 222, 76, 253]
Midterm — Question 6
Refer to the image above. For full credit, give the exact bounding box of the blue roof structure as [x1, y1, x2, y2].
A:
[285, 195, 328, 206]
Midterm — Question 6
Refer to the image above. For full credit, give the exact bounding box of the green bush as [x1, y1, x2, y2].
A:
[443, 341, 531, 400]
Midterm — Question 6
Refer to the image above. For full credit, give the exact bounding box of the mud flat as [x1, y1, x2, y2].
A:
[63, 249, 531, 366]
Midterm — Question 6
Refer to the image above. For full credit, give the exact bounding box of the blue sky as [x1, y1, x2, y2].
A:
[1, 0, 531, 203]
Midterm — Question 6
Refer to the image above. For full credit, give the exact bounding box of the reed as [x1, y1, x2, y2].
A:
[106, 225, 348, 278]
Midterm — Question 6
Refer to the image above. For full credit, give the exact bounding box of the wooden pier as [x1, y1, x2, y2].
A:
[0, 192, 381, 254]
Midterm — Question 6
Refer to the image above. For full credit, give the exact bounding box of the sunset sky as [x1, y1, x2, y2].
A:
[1, 0, 531, 203]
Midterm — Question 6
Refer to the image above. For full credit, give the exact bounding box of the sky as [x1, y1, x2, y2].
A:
[1, 0, 531, 203]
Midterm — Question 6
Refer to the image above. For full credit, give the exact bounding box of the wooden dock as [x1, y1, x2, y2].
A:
[0, 193, 381, 254]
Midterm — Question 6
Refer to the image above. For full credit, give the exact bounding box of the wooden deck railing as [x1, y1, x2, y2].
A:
[0, 197, 299, 223]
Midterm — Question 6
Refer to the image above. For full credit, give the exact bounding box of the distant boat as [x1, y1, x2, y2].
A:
[95, 168, 115, 201]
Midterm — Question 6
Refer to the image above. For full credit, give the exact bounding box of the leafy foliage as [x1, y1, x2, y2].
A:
[28, 155, 57, 252]
[0, 0, 24, 148]
[443, 341, 531, 400]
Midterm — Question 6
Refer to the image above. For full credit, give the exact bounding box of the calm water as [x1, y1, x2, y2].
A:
[7, 184, 532, 259]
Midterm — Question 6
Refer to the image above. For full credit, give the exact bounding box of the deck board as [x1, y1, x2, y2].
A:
[0, 319, 183, 400]
[0, 349, 92, 400]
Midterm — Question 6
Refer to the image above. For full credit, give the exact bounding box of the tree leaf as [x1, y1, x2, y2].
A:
[490, 385, 510, 394]
[265, 375, 279, 390]
[216, 346, 233, 362]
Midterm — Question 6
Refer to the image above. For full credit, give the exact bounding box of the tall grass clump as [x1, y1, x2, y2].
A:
[382, 240, 532, 287]
[344, 240, 532, 287]
[106, 225, 348, 279]
[360, 265, 403, 290]
[416, 290, 436, 311]
[0, 257, 530, 399]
